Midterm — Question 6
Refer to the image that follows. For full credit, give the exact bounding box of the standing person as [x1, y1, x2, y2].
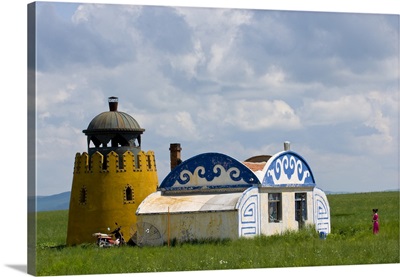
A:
[372, 209, 379, 234]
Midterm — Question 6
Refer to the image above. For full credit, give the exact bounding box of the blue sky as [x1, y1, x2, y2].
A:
[31, 1, 399, 196]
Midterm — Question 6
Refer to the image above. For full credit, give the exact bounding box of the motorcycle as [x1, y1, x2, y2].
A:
[92, 222, 126, 247]
[110, 222, 126, 246]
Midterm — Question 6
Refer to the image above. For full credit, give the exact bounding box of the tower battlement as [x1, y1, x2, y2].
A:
[73, 150, 157, 174]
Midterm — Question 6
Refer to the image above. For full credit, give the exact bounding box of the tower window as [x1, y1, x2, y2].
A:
[79, 187, 87, 205]
[147, 155, 152, 169]
[124, 185, 134, 204]
[126, 187, 133, 201]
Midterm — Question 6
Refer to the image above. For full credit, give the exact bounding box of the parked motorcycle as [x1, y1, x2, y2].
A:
[92, 222, 126, 247]
[92, 232, 119, 247]
[110, 222, 126, 246]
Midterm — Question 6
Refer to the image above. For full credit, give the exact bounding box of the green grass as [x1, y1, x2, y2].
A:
[34, 191, 400, 276]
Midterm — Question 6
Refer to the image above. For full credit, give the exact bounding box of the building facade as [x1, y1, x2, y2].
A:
[135, 143, 330, 246]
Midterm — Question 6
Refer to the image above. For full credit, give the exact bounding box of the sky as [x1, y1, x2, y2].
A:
[31, 1, 399, 196]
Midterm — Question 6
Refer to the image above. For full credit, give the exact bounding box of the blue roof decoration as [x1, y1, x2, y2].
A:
[160, 152, 261, 191]
[262, 151, 315, 187]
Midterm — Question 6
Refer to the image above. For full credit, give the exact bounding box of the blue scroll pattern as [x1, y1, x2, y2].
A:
[160, 153, 260, 191]
[177, 164, 242, 186]
[263, 152, 315, 186]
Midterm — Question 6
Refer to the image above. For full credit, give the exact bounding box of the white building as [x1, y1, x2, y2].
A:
[134, 143, 331, 246]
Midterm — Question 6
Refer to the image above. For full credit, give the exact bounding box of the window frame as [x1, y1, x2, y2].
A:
[79, 186, 87, 205]
[268, 193, 282, 223]
[123, 185, 135, 204]
[295, 192, 308, 221]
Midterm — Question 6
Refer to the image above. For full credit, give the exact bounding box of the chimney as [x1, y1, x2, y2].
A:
[169, 143, 182, 170]
[284, 141, 291, 151]
[108, 96, 118, 111]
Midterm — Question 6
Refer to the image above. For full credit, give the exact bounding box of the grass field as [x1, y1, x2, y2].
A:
[34, 191, 399, 276]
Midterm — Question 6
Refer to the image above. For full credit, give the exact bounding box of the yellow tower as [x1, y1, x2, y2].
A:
[66, 96, 158, 245]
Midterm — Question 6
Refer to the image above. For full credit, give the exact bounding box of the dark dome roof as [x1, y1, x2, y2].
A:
[83, 96, 144, 134]
[83, 111, 144, 133]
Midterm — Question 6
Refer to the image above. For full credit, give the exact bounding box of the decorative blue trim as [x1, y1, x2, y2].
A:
[314, 189, 331, 234]
[239, 191, 259, 237]
[262, 151, 315, 187]
[241, 227, 256, 236]
[316, 197, 329, 220]
[242, 199, 256, 224]
[160, 152, 260, 191]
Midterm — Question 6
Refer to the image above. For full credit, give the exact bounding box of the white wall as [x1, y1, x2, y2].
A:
[135, 186, 329, 246]
[259, 188, 314, 236]
[137, 210, 239, 245]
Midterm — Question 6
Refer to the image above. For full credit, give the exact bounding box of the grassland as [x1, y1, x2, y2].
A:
[34, 191, 399, 276]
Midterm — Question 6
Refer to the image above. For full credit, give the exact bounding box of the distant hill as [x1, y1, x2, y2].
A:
[33, 188, 398, 212]
[36, 191, 71, 212]
[325, 191, 349, 195]
[325, 189, 399, 195]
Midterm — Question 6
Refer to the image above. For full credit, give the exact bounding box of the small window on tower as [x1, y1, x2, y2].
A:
[147, 155, 152, 169]
[79, 187, 87, 205]
[126, 187, 133, 201]
[124, 185, 134, 204]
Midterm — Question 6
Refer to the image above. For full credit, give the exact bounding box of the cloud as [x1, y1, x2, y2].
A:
[300, 94, 372, 126]
[175, 8, 253, 82]
[222, 99, 301, 131]
[135, 7, 192, 55]
[33, 3, 398, 194]
[37, 3, 141, 71]
[143, 111, 199, 141]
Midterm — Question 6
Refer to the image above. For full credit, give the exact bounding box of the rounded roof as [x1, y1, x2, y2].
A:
[262, 151, 315, 187]
[83, 111, 144, 134]
[159, 152, 260, 192]
[83, 96, 145, 134]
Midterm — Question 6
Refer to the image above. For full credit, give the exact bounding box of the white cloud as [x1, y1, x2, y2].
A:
[175, 111, 198, 138]
[166, 40, 206, 78]
[259, 65, 286, 87]
[176, 7, 253, 82]
[33, 3, 398, 194]
[37, 122, 86, 160]
[300, 94, 373, 126]
[222, 99, 301, 131]
[355, 91, 397, 154]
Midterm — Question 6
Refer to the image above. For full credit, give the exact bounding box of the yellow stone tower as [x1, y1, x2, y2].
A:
[66, 96, 158, 245]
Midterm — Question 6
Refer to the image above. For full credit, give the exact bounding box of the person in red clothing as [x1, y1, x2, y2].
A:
[372, 209, 379, 234]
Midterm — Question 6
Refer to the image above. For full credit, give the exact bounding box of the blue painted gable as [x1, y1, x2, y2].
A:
[262, 151, 315, 187]
[160, 152, 260, 191]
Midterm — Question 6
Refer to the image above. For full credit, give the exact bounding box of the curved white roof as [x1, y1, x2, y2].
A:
[136, 191, 243, 215]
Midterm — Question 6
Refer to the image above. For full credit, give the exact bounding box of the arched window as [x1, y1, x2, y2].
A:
[124, 185, 134, 204]
[126, 187, 133, 201]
